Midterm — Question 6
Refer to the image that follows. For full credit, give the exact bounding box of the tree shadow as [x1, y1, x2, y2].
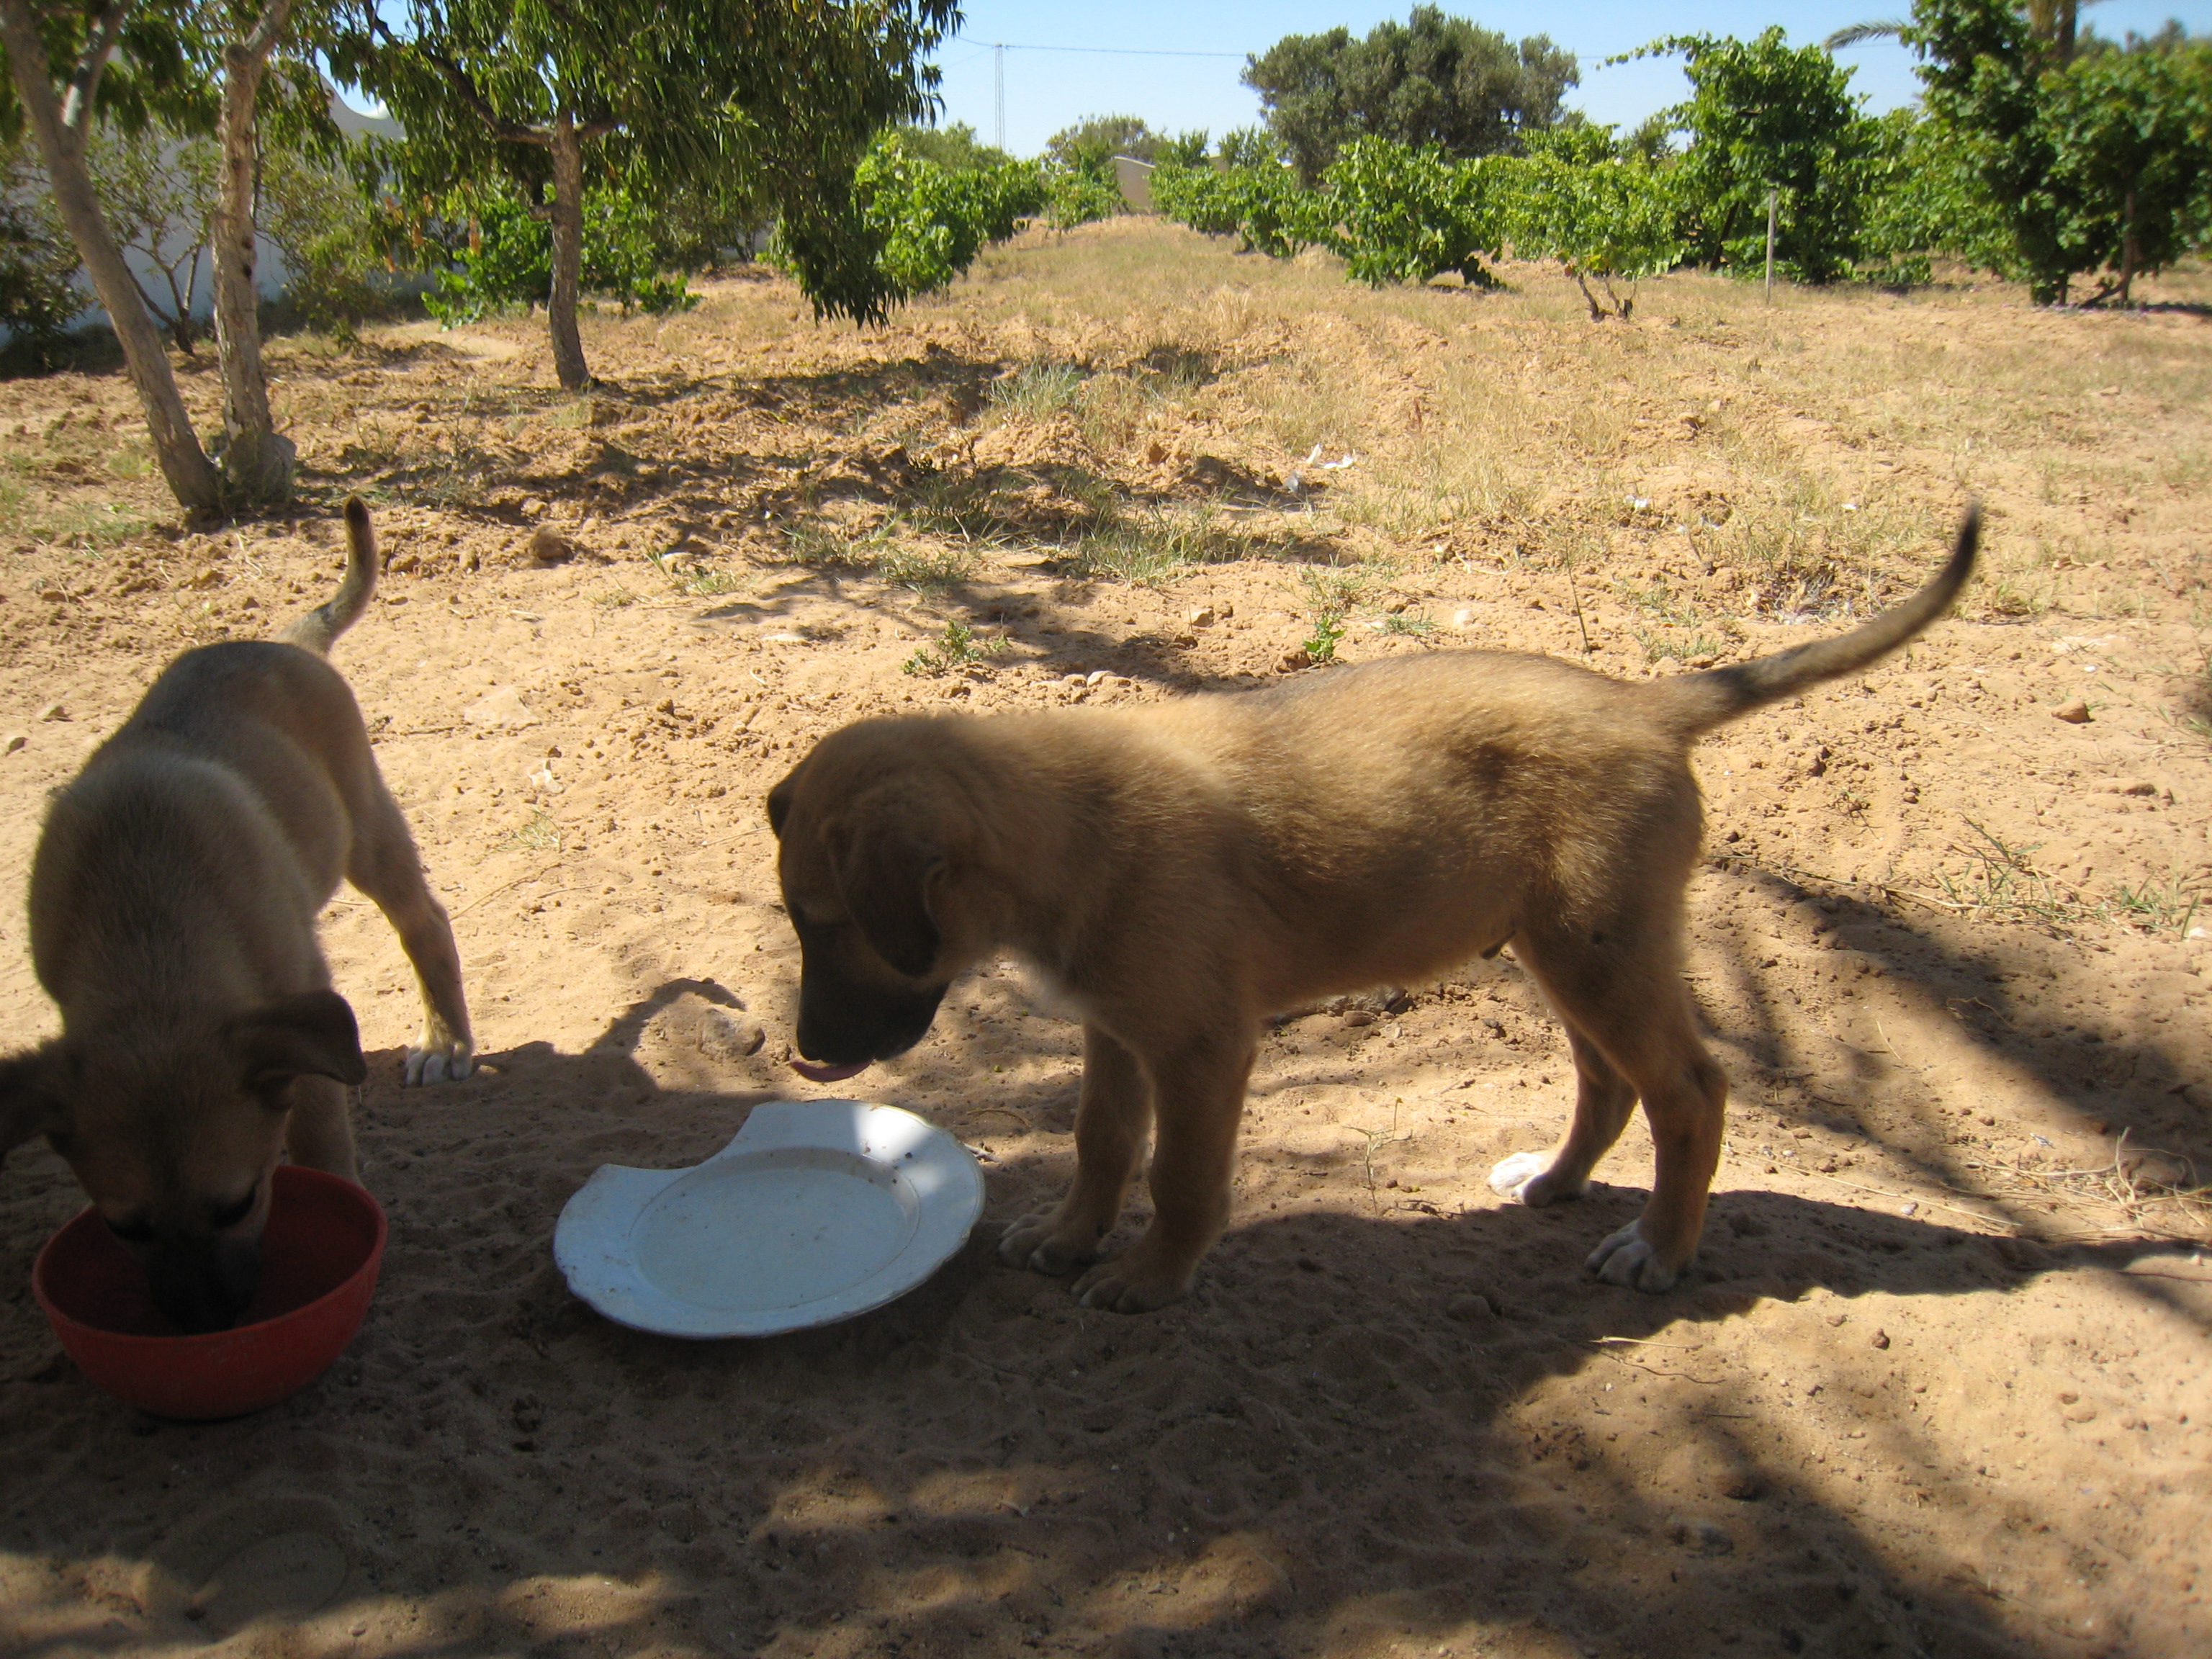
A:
[1680, 856, 2211, 1343]
[4, 968, 2193, 1659]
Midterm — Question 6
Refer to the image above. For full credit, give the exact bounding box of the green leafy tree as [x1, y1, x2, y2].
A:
[1899, 0, 2070, 296]
[2041, 34, 2212, 301]
[1897, 0, 2212, 302]
[258, 134, 411, 333]
[4, 0, 339, 503]
[1152, 156, 1325, 256]
[2, 0, 224, 505]
[1154, 129, 1209, 168]
[1245, 6, 1577, 184]
[1, 125, 79, 361]
[1215, 125, 1280, 168]
[1855, 104, 2013, 283]
[84, 123, 217, 351]
[422, 177, 702, 323]
[1044, 113, 1156, 170]
[846, 127, 1040, 295]
[1323, 136, 1503, 287]
[1630, 30, 1877, 283]
[1043, 163, 1124, 231]
[1505, 148, 1682, 318]
[896, 120, 1012, 172]
[333, 0, 954, 390]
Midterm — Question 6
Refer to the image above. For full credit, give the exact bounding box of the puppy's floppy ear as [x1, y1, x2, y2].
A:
[0, 1047, 68, 1166]
[766, 769, 799, 838]
[229, 992, 368, 1095]
[826, 816, 943, 979]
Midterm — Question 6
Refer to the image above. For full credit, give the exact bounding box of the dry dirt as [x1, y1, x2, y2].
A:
[4, 220, 2211, 1659]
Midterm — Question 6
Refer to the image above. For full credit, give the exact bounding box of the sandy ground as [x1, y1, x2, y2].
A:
[3, 222, 2211, 1658]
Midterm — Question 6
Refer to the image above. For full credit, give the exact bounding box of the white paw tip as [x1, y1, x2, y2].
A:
[1487, 1150, 1550, 1200]
[403, 1047, 475, 1087]
[1586, 1222, 1683, 1292]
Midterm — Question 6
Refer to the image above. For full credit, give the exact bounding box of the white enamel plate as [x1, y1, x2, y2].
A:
[553, 1100, 985, 1338]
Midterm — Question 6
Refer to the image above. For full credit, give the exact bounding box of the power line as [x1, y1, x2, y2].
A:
[945, 35, 1246, 60]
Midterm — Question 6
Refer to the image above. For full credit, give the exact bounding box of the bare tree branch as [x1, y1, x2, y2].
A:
[64, 0, 136, 136]
[240, 0, 293, 63]
[418, 40, 551, 144]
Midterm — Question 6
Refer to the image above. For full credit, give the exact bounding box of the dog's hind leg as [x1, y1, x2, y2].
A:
[1071, 1030, 1256, 1313]
[284, 1074, 358, 1182]
[347, 785, 474, 1084]
[1509, 925, 1727, 1292]
[1000, 1024, 1151, 1275]
[1488, 1024, 1637, 1208]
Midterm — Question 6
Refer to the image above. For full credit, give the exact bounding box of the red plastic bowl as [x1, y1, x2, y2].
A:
[32, 1165, 387, 1420]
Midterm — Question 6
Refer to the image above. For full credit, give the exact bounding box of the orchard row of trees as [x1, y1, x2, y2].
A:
[1151, 5, 2211, 310]
[1, 0, 963, 513]
[5, 1, 2207, 517]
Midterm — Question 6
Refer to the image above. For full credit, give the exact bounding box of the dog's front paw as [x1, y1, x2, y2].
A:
[1488, 1150, 1588, 1208]
[997, 1206, 1105, 1276]
[1587, 1220, 1687, 1292]
[404, 1036, 475, 1086]
[1071, 1241, 1195, 1314]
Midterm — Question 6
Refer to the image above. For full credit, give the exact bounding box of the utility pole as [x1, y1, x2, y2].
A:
[994, 44, 1005, 151]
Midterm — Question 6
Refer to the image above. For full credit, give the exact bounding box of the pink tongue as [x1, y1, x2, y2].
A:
[790, 1057, 871, 1084]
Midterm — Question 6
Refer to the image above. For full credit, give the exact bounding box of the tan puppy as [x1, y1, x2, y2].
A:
[769, 511, 1978, 1312]
[0, 500, 472, 1332]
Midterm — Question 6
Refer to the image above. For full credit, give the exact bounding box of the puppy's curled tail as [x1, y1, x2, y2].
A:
[281, 496, 379, 655]
[1660, 504, 1979, 737]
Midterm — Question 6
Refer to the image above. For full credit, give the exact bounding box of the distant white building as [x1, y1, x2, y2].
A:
[1111, 155, 1155, 213]
[12, 91, 400, 344]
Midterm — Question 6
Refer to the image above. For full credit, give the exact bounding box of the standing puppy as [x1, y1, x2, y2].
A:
[0, 499, 473, 1332]
[769, 513, 1977, 1313]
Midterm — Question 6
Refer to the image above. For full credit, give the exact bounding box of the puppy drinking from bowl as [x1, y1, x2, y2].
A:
[768, 511, 1977, 1312]
[1, 500, 473, 1332]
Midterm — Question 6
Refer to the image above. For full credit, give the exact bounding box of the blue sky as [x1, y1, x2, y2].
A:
[927, 1, 2212, 155]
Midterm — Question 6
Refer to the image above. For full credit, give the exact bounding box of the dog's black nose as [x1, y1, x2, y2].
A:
[145, 1240, 260, 1334]
[796, 976, 947, 1068]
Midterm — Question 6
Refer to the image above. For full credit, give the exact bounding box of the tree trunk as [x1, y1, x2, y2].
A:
[210, 2, 297, 502]
[546, 112, 590, 391]
[0, 0, 221, 513]
[1568, 266, 1604, 322]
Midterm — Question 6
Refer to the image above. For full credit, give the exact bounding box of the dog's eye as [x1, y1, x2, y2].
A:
[208, 1183, 258, 1231]
[104, 1214, 154, 1245]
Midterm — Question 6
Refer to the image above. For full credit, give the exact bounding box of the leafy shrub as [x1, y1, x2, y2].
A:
[1044, 166, 1125, 231]
[1632, 30, 1878, 284]
[1216, 126, 1282, 169]
[424, 182, 699, 323]
[2042, 37, 2212, 300]
[1152, 161, 1328, 256]
[259, 144, 406, 335]
[1, 134, 82, 365]
[1151, 163, 1244, 237]
[854, 130, 1044, 295]
[1856, 106, 2013, 285]
[85, 126, 217, 351]
[1323, 138, 1504, 287]
[1506, 151, 1682, 315]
